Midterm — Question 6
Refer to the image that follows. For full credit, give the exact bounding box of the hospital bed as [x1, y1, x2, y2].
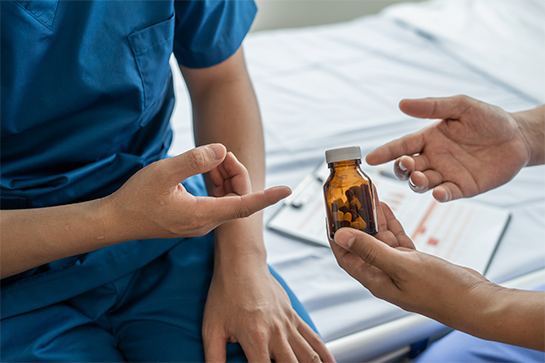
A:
[169, 0, 545, 361]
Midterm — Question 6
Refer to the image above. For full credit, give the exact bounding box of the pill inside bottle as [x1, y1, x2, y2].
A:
[323, 146, 378, 240]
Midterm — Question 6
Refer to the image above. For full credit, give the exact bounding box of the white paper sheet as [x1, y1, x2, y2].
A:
[268, 164, 510, 273]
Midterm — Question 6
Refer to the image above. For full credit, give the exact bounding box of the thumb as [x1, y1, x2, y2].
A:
[334, 228, 398, 275]
[164, 144, 227, 183]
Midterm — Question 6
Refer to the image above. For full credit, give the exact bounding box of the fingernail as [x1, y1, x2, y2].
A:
[334, 229, 356, 249]
[398, 160, 407, 172]
[228, 151, 239, 162]
[207, 144, 225, 160]
[409, 178, 424, 192]
[434, 187, 449, 203]
[394, 159, 409, 181]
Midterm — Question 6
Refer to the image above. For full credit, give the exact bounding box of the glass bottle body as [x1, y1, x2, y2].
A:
[323, 159, 378, 240]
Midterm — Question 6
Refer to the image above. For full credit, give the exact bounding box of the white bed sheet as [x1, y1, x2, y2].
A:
[383, 0, 545, 103]
[169, 2, 545, 360]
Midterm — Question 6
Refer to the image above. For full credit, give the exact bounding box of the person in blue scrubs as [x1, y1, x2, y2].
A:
[0, 1, 335, 362]
[329, 96, 545, 361]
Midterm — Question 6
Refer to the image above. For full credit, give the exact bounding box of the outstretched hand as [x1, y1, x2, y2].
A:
[329, 202, 496, 327]
[366, 96, 531, 202]
[105, 143, 291, 240]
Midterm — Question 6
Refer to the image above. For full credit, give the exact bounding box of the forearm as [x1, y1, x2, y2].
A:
[0, 198, 119, 278]
[191, 72, 265, 193]
[512, 104, 545, 166]
[1, 138, 283, 279]
[444, 284, 544, 351]
[188, 52, 265, 192]
[487, 288, 545, 351]
[181, 47, 268, 264]
[194, 78, 266, 262]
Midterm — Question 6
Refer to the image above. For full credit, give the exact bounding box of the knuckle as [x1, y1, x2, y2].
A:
[147, 159, 166, 178]
[235, 199, 254, 219]
[201, 324, 215, 339]
[453, 94, 471, 106]
[454, 94, 468, 102]
[361, 245, 378, 266]
[249, 327, 269, 344]
[196, 224, 214, 237]
[189, 148, 208, 171]
[271, 321, 284, 336]
[399, 138, 410, 155]
[308, 352, 322, 363]
[186, 214, 211, 236]
[188, 214, 202, 229]
[194, 226, 212, 237]
[335, 256, 348, 270]
[454, 94, 474, 112]
[313, 332, 324, 345]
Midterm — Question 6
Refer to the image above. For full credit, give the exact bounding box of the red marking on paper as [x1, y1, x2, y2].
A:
[411, 203, 436, 239]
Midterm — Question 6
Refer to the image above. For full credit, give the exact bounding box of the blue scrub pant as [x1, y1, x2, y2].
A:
[414, 331, 545, 363]
[1, 233, 318, 362]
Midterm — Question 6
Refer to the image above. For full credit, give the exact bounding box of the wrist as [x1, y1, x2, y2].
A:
[511, 104, 545, 166]
[437, 281, 504, 340]
[454, 282, 544, 350]
[213, 215, 268, 270]
[469, 283, 510, 339]
[96, 195, 138, 244]
[479, 287, 545, 350]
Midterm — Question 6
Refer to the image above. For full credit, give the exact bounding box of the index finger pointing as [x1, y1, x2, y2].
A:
[199, 186, 292, 223]
[366, 96, 476, 166]
[366, 131, 425, 166]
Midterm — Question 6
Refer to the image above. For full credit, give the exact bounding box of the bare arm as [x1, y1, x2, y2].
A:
[367, 96, 544, 202]
[181, 47, 267, 265]
[1, 145, 289, 278]
[512, 104, 545, 166]
[1, 198, 114, 278]
[180, 47, 334, 363]
[330, 202, 545, 351]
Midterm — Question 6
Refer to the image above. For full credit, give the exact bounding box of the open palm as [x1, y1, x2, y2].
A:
[366, 96, 531, 202]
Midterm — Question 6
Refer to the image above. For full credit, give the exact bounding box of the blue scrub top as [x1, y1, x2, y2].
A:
[1, 0, 257, 319]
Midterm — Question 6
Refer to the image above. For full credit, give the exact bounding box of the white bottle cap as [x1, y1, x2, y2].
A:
[325, 146, 362, 164]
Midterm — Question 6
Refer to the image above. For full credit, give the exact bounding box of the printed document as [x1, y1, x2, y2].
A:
[267, 163, 510, 274]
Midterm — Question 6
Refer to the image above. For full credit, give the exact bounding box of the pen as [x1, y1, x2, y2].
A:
[376, 161, 400, 181]
[284, 173, 324, 208]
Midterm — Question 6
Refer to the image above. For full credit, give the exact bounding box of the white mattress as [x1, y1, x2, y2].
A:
[169, 1, 545, 360]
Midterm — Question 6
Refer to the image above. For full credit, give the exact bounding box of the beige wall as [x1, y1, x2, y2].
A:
[251, 0, 425, 32]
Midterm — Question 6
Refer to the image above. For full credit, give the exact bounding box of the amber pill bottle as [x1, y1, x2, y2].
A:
[323, 146, 378, 240]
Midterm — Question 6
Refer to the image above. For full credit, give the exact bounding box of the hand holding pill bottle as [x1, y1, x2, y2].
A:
[323, 146, 378, 240]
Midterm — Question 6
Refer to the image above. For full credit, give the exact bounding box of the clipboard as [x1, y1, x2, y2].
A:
[267, 162, 510, 274]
